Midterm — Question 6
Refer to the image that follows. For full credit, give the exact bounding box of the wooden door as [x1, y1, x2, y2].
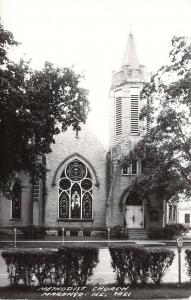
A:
[125, 205, 143, 228]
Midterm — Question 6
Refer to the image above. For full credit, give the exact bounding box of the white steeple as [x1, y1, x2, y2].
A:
[121, 32, 139, 68]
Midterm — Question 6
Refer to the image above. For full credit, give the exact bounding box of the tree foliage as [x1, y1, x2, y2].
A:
[0, 22, 89, 187]
[122, 36, 191, 202]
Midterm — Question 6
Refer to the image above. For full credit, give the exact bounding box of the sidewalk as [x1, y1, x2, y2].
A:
[1, 235, 191, 243]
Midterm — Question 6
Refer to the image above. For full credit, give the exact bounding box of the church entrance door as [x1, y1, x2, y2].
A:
[125, 205, 143, 228]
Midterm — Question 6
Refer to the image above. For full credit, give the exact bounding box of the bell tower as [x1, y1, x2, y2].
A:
[109, 32, 147, 149]
[106, 32, 148, 228]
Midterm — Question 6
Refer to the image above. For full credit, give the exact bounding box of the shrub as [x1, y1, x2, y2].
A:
[28, 250, 57, 286]
[2, 249, 56, 286]
[148, 228, 165, 240]
[2, 245, 99, 287]
[83, 229, 91, 236]
[149, 224, 187, 240]
[185, 249, 191, 281]
[109, 245, 150, 285]
[58, 245, 99, 286]
[148, 248, 175, 284]
[164, 223, 186, 239]
[109, 246, 175, 286]
[22, 226, 45, 239]
[111, 226, 125, 238]
[69, 228, 79, 236]
[109, 245, 127, 285]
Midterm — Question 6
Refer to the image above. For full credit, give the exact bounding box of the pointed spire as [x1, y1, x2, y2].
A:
[121, 32, 139, 68]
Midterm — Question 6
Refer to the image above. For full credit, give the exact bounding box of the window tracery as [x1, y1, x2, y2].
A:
[59, 159, 93, 219]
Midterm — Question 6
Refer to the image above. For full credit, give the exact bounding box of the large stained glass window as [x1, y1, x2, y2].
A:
[59, 159, 93, 219]
[12, 182, 21, 219]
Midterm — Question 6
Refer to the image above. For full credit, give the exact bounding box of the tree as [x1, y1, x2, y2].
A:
[122, 36, 191, 202]
[0, 22, 89, 188]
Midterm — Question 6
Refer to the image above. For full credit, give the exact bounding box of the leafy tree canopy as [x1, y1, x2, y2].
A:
[0, 22, 89, 188]
[122, 36, 191, 202]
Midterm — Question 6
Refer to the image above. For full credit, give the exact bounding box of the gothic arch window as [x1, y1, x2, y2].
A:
[12, 182, 21, 219]
[59, 159, 93, 219]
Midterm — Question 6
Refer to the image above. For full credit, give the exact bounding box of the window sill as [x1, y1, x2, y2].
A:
[9, 219, 22, 221]
[122, 174, 138, 176]
[57, 218, 94, 222]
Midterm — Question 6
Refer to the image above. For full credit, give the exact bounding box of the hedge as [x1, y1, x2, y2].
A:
[22, 226, 45, 239]
[2, 245, 175, 287]
[185, 249, 191, 281]
[109, 246, 175, 285]
[2, 246, 99, 287]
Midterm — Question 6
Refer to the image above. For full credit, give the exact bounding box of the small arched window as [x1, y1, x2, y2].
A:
[12, 182, 21, 219]
[59, 159, 93, 219]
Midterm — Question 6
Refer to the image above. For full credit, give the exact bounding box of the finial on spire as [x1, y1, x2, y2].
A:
[121, 31, 139, 68]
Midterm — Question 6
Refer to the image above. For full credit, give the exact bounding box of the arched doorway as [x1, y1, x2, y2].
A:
[125, 192, 144, 228]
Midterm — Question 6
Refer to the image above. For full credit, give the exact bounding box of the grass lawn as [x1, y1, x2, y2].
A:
[0, 284, 191, 299]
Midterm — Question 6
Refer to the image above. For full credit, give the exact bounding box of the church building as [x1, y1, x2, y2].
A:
[0, 33, 188, 237]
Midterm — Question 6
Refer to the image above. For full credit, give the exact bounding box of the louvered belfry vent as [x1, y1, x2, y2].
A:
[131, 93, 139, 134]
[33, 180, 40, 202]
[115, 97, 122, 136]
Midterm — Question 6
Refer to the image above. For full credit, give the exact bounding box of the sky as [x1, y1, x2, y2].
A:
[0, 0, 191, 146]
